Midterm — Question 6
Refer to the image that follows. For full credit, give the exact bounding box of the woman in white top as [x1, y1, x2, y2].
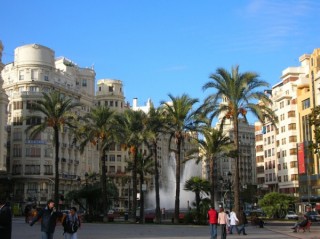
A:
[229, 209, 239, 234]
[218, 208, 229, 239]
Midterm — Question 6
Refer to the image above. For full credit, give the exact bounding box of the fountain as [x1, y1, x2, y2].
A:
[145, 152, 202, 211]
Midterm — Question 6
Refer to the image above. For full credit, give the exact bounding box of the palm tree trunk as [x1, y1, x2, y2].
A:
[139, 173, 144, 224]
[196, 191, 200, 222]
[132, 149, 138, 221]
[174, 139, 181, 224]
[153, 141, 161, 223]
[101, 149, 107, 215]
[210, 157, 215, 207]
[54, 127, 60, 208]
[233, 119, 240, 216]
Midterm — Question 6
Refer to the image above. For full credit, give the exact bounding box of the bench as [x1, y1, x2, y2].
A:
[298, 220, 312, 232]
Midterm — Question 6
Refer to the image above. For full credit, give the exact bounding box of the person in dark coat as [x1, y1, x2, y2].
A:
[30, 199, 63, 239]
[0, 197, 12, 239]
[237, 207, 248, 235]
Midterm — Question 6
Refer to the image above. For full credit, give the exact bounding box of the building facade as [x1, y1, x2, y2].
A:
[0, 41, 8, 173]
[1, 44, 98, 206]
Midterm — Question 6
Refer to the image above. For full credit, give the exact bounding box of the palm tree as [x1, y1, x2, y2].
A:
[25, 91, 81, 207]
[195, 126, 232, 207]
[77, 106, 116, 215]
[115, 109, 148, 222]
[161, 94, 200, 223]
[145, 105, 167, 223]
[184, 176, 210, 222]
[201, 65, 276, 215]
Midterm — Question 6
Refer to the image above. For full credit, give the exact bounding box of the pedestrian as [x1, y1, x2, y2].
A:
[237, 207, 248, 235]
[62, 207, 81, 239]
[207, 205, 218, 239]
[291, 214, 309, 232]
[0, 197, 12, 239]
[218, 207, 229, 239]
[24, 204, 31, 223]
[30, 199, 63, 239]
[161, 208, 166, 220]
[229, 208, 239, 234]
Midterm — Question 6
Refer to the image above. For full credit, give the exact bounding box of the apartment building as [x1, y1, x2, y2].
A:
[0, 41, 8, 173]
[254, 53, 311, 201]
[95, 78, 132, 210]
[1, 43, 98, 206]
[297, 50, 320, 210]
[214, 104, 256, 206]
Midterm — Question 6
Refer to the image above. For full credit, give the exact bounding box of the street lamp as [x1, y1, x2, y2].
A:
[219, 171, 233, 210]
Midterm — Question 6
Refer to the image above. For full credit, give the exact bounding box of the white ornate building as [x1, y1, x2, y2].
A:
[0, 41, 8, 174]
[1, 43, 98, 205]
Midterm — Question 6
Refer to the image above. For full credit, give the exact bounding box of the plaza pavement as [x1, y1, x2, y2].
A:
[12, 216, 320, 239]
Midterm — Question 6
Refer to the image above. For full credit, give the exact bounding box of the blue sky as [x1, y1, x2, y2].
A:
[2, 0, 320, 123]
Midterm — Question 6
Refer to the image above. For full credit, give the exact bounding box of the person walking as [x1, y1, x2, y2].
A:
[62, 207, 81, 239]
[208, 206, 218, 239]
[30, 199, 63, 239]
[0, 197, 12, 239]
[229, 208, 239, 234]
[218, 207, 229, 239]
[24, 204, 31, 223]
[237, 207, 248, 235]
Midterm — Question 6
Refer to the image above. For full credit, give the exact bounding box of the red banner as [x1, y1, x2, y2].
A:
[298, 143, 306, 174]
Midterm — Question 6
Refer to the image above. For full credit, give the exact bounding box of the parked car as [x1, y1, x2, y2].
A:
[306, 211, 320, 222]
[285, 211, 298, 220]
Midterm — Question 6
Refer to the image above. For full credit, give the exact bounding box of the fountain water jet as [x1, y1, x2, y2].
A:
[146, 152, 201, 210]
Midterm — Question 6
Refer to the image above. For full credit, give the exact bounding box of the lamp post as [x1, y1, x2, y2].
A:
[84, 172, 89, 215]
[219, 171, 233, 210]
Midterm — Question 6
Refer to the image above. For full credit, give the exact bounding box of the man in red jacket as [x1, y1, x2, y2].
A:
[207, 206, 218, 239]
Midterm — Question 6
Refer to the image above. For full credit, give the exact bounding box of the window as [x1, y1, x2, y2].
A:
[302, 98, 310, 109]
[283, 162, 288, 169]
[109, 166, 115, 173]
[281, 150, 287, 157]
[278, 164, 281, 170]
[289, 148, 297, 155]
[278, 176, 282, 182]
[13, 129, 22, 141]
[281, 138, 286, 145]
[31, 69, 38, 80]
[25, 165, 40, 175]
[13, 144, 22, 157]
[291, 174, 298, 181]
[290, 161, 297, 168]
[284, 175, 288, 182]
[26, 147, 41, 157]
[117, 166, 121, 173]
[28, 86, 38, 92]
[13, 101, 23, 110]
[108, 86, 114, 92]
[281, 126, 286, 133]
[280, 101, 284, 109]
[288, 111, 295, 118]
[82, 79, 87, 87]
[26, 117, 41, 125]
[13, 117, 23, 126]
[117, 155, 121, 162]
[289, 136, 297, 143]
[44, 165, 53, 175]
[44, 148, 53, 157]
[105, 101, 108, 106]
[288, 123, 296, 130]
[109, 155, 115, 162]
[19, 70, 25, 80]
[280, 114, 285, 121]
[12, 165, 22, 175]
[110, 101, 114, 107]
[44, 71, 49, 81]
